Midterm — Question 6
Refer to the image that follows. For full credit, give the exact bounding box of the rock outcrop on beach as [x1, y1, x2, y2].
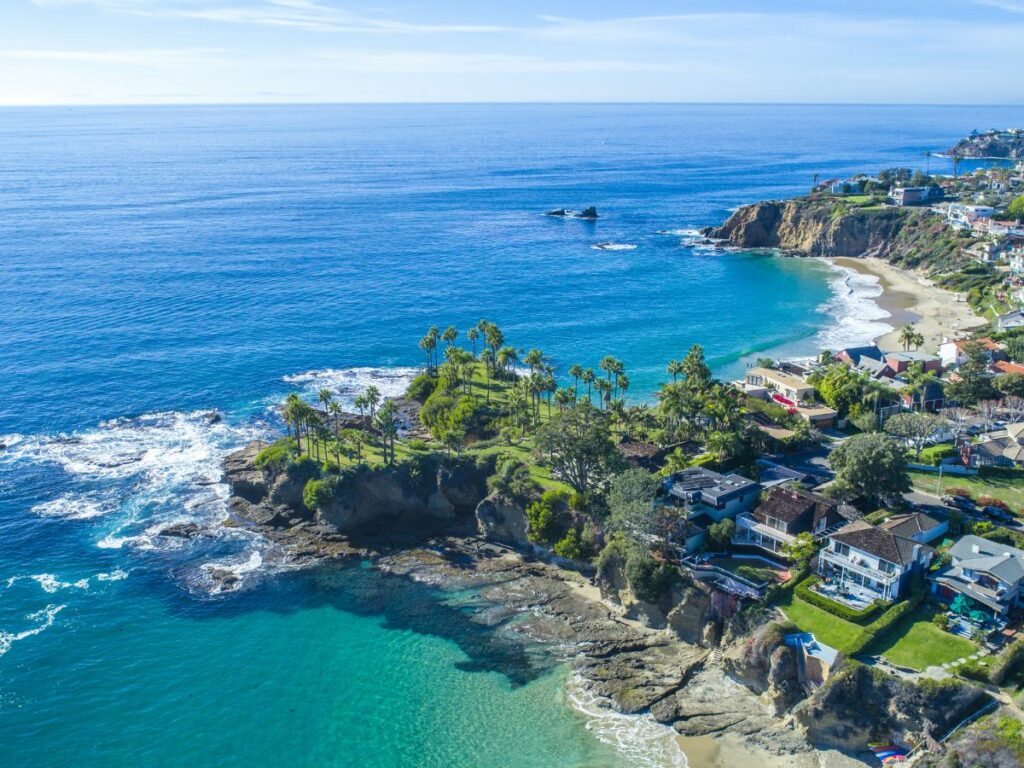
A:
[576, 206, 599, 219]
[703, 198, 967, 272]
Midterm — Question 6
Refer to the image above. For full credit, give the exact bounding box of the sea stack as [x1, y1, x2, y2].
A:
[544, 208, 569, 217]
[576, 206, 599, 219]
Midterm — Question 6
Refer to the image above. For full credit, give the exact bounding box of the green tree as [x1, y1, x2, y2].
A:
[525, 489, 572, 545]
[946, 341, 996, 405]
[680, 344, 712, 389]
[782, 532, 817, 571]
[883, 411, 947, 459]
[466, 327, 480, 357]
[364, 385, 382, 421]
[606, 469, 660, 544]
[553, 528, 587, 560]
[536, 407, 622, 494]
[374, 400, 399, 465]
[1007, 195, 1024, 223]
[568, 363, 584, 399]
[828, 433, 911, 506]
[706, 518, 735, 552]
[995, 373, 1024, 398]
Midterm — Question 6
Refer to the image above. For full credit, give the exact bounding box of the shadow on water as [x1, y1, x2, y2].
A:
[150, 561, 556, 687]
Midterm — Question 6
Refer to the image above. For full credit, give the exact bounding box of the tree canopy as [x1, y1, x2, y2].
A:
[828, 432, 911, 506]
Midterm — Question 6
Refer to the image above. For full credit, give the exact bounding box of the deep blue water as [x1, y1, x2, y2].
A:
[2, 104, 1023, 767]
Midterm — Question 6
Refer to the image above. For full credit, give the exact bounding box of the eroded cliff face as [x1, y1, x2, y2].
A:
[703, 198, 965, 271]
[704, 199, 906, 257]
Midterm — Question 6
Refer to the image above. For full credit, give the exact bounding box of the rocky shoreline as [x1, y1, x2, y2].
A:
[216, 440, 872, 766]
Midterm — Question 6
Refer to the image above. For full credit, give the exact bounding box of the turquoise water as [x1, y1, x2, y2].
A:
[3, 104, 1024, 766]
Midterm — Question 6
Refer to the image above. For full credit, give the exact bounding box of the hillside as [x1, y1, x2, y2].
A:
[703, 197, 968, 272]
[946, 129, 1024, 159]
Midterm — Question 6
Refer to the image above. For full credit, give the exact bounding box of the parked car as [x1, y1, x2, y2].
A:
[943, 494, 976, 511]
[982, 505, 1014, 523]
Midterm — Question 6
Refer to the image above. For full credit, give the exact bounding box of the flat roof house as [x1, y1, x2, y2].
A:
[890, 186, 943, 207]
[930, 535, 1024, 618]
[817, 520, 933, 604]
[733, 487, 854, 559]
[883, 351, 943, 375]
[663, 467, 760, 554]
[742, 367, 838, 428]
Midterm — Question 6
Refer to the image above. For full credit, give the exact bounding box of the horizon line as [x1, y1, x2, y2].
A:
[1, 100, 1024, 110]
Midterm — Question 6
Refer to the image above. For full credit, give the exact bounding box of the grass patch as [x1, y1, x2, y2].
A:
[774, 591, 864, 655]
[869, 605, 978, 670]
[713, 557, 782, 584]
[910, 469, 1024, 515]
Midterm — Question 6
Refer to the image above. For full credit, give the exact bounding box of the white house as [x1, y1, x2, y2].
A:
[817, 520, 933, 603]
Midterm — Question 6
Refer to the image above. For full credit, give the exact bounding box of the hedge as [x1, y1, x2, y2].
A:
[795, 575, 887, 624]
[979, 465, 1024, 480]
[989, 639, 1024, 686]
[850, 577, 929, 657]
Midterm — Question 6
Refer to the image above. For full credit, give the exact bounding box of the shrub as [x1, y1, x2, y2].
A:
[553, 528, 587, 560]
[796, 575, 886, 624]
[625, 550, 675, 603]
[956, 658, 989, 683]
[977, 496, 1011, 513]
[405, 439, 430, 452]
[254, 438, 296, 471]
[302, 476, 337, 510]
[989, 639, 1024, 686]
[525, 489, 572, 545]
[945, 487, 972, 499]
[406, 373, 438, 404]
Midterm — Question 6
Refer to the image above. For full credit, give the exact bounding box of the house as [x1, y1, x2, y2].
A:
[741, 367, 839, 428]
[732, 487, 854, 559]
[855, 356, 895, 380]
[961, 423, 1024, 467]
[836, 344, 884, 368]
[992, 360, 1024, 376]
[830, 180, 862, 196]
[879, 512, 948, 544]
[884, 351, 943, 375]
[996, 310, 1024, 332]
[889, 186, 943, 207]
[616, 436, 665, 470]
[939, 337, 1002, 369]
[901, 379, 945, 413]
[817, 520, 934, 603]
[930, 535, 1024, 618]
[755, 458, 822, 490]
[662, 467, 760, 553]
[965, 238, 1010, 264]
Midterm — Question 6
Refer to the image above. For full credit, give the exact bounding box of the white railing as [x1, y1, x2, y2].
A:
[820, 550, 899, 584]
[734, 514, 795, 543]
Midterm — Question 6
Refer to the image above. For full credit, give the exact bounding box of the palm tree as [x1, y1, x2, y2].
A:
[364, 385, 381, 422]
[599, 355, 619, 390]
[705, 430, 740, 463]
[595, 378, 612, 411]
[374, 401, 399, 465]
[419, 336, 434, 374]
[581, 368, 596, 405]
[466, 327, 480, 357]
[568, 364, 583, 399]
[497, 346, 518, 377]
[342, 428, 366, 463]
[898, 324, 915, 352]
[442, 325, 458, 349]
[481, 348, 495, 405]
[283, 393, 304, 453]
[318, 388, 333, 428]
[328, 400, 343, 437]
[911, 331, 925, 351]
[354, 394, 368, 427]
[667, 359, 683, 382]
[427, 326, 440, 371]
[617, 372, 630, 402]
[524, 348, 544, 375]
[554, 387, 575, 413]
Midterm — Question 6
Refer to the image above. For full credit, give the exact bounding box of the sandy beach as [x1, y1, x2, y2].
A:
[832, 257, 988, 353]
[678, 733, 867, 768]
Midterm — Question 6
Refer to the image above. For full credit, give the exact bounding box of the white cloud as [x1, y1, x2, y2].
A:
[31, 0, 511, 33]
[973, 0, 1024, 13]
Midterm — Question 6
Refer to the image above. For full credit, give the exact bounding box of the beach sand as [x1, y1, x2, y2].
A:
[678, 733, 866, 768]
[832, 256, 987, 352]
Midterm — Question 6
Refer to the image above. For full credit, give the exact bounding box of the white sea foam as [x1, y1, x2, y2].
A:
[656, 228, 703, 237]
[96, 569, 129, 582]
[0, 605, 65, 658]
[592, 243, 637, 251]
[281, 366, 420, 410]
[31, 495, 112, 520]
[566, 675, 687, 768]
[816, 261, 894, 351]
[30, 574, 90, 594]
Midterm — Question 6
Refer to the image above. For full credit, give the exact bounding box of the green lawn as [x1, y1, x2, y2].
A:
[713, 557, 784, 585]
[869, 606, 978, 670]
[910, 469, 1024, 515]
[775, 592, 865, 655]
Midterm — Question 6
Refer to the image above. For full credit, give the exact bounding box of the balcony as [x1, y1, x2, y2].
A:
[732, 514, 794, 555]
[819, 549, 898, 585]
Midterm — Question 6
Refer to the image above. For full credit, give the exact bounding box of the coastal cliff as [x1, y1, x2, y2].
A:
[703, 198, 966, 271]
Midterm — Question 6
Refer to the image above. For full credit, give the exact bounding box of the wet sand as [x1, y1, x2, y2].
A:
[832, 257, 987, 352]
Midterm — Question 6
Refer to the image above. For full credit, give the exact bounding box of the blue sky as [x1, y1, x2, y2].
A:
[2, 0, 1023, 104]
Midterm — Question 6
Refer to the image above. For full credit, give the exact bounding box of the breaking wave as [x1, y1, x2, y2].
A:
[816, 261, 894, 351]
[281, 366, 419, 410]
[566, 675, 687, 768]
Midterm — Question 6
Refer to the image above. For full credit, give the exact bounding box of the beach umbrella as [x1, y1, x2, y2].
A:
[969, 610, 989, 624]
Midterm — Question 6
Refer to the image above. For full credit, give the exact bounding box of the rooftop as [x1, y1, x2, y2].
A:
[744, 366, 811, 392]
[830, 519, 930, 566]
[948, 535, 1024, 583]
[667, 466, 758, 505]
[879, 512, 943, 539]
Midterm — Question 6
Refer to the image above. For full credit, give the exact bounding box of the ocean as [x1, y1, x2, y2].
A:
[2, 103, 1023, 767]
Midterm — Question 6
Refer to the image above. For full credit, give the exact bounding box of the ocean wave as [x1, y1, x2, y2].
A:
[96, 569, 129, 582]
[592, 243, 637, 251]
[817, 262, 894, 351]
[0, 605, 65, 659]
[31, 574, 90, 594]
[281, 366, 420, 410]
[566, 675, 687, 768]
[656, 228, 702, 237]
[31, 494, 113, 520]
